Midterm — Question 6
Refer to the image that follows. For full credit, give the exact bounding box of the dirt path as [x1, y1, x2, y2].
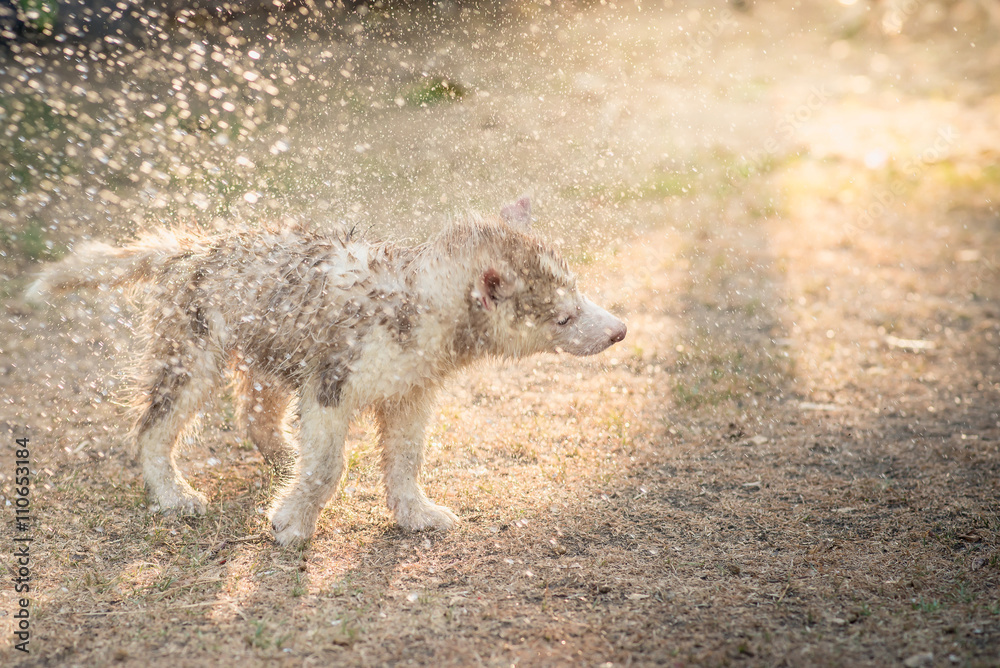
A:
[2, 1, 999, 665]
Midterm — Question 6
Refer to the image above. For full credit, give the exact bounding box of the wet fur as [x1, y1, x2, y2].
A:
[29, 202, 625, 545]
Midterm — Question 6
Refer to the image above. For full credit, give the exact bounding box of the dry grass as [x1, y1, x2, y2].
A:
[2, 1, 1000, 666]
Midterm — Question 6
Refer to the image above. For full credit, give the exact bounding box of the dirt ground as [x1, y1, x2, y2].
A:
[2, 1, 999, 666]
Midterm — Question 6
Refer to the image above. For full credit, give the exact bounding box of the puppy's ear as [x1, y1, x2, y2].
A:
[477, 267, 509, 311]
[500, 196, 532, 228]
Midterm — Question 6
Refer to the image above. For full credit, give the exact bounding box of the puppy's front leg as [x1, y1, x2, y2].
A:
[269, 395, 348, 546]
[376, 392, 458, 531]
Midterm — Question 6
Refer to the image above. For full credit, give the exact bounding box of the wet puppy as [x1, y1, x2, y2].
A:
[28, 197, 626, 544]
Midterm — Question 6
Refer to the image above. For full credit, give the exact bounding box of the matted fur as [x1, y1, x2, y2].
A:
[29, 198, 627, 545]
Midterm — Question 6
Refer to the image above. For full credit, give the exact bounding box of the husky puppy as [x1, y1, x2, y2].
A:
[28, 198, 626, 544]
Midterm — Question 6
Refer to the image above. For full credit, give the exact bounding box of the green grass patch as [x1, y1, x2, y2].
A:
[404, 77, 467, 107]
[1, 220, 62, 262]
[911, 597, 942, 613]
[18, 0, 58, 33]
[0, 94, 74, 192]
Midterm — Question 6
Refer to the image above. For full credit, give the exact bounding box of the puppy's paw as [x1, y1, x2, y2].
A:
[149, 485, 208, 516]
[272, 522, 312, 547]
[395, 501, 460, 531]
[269, 504, 317, 547]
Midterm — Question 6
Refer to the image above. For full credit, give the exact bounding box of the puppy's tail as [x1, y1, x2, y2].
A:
[25, 229, 197, 305]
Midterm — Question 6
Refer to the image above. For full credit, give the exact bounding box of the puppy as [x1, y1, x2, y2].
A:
[28, 197, 626, 544]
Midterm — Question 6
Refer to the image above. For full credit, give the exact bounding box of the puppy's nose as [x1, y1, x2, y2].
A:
[609, 322, 627, 343]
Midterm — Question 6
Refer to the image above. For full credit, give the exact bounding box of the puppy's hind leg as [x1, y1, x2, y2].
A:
[235, 372, 295, 472]
[376, 392, 458, 532]
[269, 391, 348, 546]
[134, 342, 221, 515]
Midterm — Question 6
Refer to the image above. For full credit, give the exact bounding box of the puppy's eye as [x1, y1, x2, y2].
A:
[556, 314, 572, 326]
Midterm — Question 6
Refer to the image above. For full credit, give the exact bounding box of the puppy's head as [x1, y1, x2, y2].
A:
[468, 197, 626, 359]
